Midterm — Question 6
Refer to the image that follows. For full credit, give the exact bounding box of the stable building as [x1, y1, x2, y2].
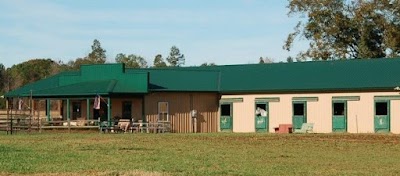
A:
[5, 58, 400, 133]
[5, 64, 220, 133]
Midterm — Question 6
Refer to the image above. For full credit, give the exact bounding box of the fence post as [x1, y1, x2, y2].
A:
[98, 117, 101, 133]
[27, 115, 31, 133]
[39, 116, 42, 133]
[6, 98, 9, 135]
[68, 120, 71, 133]
[10, 116, 13, 135]
[29, 91, 33, 133]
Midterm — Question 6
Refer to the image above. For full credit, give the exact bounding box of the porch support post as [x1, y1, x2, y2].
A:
[29, 97, 33, 133]
[37, 100, 40, 120]
[46, 99, 50, 121]
[66, 99, 70, 122]
[107, 97, 111, 127]
[57, 100, 61, 117]
[36, 100, 40, 129]
[31, 99, 35, 117]
[142, 96, 146, 123]
[86, 98, 90, 121]
[67, 99, 71, 133]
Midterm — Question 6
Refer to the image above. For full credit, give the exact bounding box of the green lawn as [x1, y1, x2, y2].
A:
[0, 132, 400, 176]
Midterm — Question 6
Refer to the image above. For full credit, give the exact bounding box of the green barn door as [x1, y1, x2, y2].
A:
[255, 102, 269, 132]
[375, 101, 390, 133]
[220, 103, 233, 132]
[293, 102, 306, 130]
[332, 101, 347, 132]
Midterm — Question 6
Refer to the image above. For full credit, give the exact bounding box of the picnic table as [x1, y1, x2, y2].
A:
[131, 121, 171, 133]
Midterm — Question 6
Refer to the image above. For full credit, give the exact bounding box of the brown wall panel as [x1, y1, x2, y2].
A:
[145, 92, 219, 133]
[111, 98, 143, 121]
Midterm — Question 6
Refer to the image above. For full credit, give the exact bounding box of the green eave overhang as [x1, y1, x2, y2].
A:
[9, 79, 148, 98]
[220, 87, 398, 94]
[149, 89, 219, 92]
[23, 80, 117, 98]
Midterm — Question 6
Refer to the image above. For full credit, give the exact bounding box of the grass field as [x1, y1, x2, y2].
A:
[1, 132, 400, 176]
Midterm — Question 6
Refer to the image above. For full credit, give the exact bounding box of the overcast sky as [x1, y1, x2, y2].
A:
[0, 0, 307, 68]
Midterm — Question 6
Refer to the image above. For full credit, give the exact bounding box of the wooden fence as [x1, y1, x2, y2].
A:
[0, 113, 171, 134]
[0, 113, 100, 134]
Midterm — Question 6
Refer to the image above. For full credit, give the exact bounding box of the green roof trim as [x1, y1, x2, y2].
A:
[255, 97, 280, 102]
[220, 98, 243, 103]
[374, 95, 400, 100]
[292, 97, 319, 102]
[332, 96, 360, 101]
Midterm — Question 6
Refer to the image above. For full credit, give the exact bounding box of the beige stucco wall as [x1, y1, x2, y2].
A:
[222, 92, 400, 134]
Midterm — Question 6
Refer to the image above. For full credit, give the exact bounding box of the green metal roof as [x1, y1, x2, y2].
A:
[5, 64, 148, 98]
[25, 80, 117, 97]
[6, 58, 400, 98]
[127, 68, 220, 92]
[171, 58, 400, 93]
[4, 71, 77, 97]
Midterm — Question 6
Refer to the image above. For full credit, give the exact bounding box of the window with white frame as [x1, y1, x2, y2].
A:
[158, 102, 169, 122]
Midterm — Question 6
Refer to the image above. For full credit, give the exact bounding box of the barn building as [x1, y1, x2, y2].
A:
[5, 58, 400, 133]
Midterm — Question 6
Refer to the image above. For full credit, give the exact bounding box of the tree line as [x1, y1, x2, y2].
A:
[61, 39, 187, 70]
[284, 0, 400, 61]
[1, 0, 399, 108]
[0, 39, 192, 108]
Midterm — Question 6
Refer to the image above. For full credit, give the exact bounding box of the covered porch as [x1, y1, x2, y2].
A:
[3, 89, 151, 133]
[2, 64, 150, 133]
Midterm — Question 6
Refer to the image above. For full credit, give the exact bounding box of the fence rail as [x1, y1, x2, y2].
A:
[0, 113, 171, 134]
[0, 116, 101, 134]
